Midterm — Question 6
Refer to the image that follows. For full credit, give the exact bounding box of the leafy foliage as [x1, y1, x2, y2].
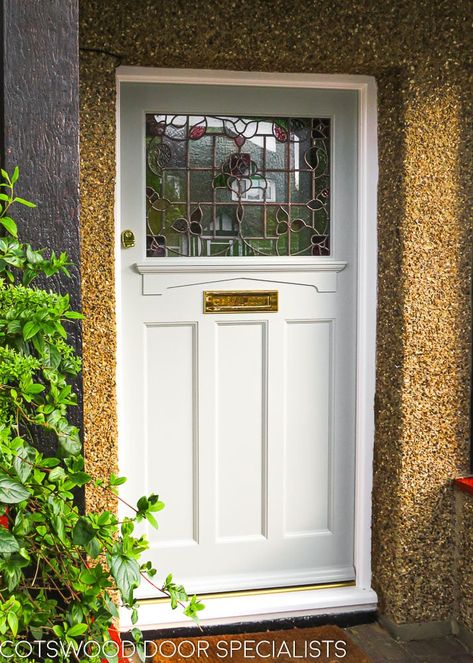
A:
[0, 169, 203, 662]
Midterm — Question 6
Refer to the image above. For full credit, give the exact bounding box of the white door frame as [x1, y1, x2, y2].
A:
[115, 67, 378, 630]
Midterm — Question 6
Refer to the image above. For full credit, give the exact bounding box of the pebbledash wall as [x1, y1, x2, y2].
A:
[78, 0, 472, 633]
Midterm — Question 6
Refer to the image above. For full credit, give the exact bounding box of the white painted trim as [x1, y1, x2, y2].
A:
[117, 66, 375, 92]
[134, 260, 347, 274]
[120, 586, 377, 631]
[353, 75, 378, 594]
[115, 67, 378, 629]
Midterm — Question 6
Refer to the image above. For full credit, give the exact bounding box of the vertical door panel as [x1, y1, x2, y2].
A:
[145, 323, 198, 546]
[215, 321, 267, 541]
[284, 320, 332, 536]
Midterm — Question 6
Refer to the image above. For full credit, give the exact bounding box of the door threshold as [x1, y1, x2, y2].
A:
[121, 585, 377, 631]
[137, 580, 356, 605]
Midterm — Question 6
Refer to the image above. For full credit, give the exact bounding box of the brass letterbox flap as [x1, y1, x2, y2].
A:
[204, 290, 278, 313]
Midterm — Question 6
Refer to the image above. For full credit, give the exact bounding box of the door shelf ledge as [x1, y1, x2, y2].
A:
[135, 259, 348, 275]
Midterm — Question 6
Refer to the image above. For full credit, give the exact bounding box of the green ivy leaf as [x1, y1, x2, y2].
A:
[85, 537, 101, 559]
[49, 466, 66, 483]
[30, 627, 43, 640]
[58, 429, 81, 457]
[110, 554, 141, 604]
[0, 217, 18, 237]
[26, 383, 45, 395]
[145, 512, 158, 529]
[184, 595, 205, 623]
[13, 445, 36, 483]
[40, 457, 61, 468]
[72, 517, 95, 546]
[104, 593, 119, 618]
[64, 310, 84, 319]
[4, 564, 22, 591]
[7, 611, 18, 637]
[26, 245, 44, 264]
[14, 197, 36, 208]
[109, 474, 127, 487]
[43, 342, 61, 370]
[0, 472, 31, 503]
[70, 603, 83, 625]
[22, 320, 40, 340]
[0, 528, 20, 553]
[67, 623, 88, 638]
[69, 471, 91, 486]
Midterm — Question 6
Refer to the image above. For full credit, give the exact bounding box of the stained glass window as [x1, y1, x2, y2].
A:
[145, 114, 330, 257]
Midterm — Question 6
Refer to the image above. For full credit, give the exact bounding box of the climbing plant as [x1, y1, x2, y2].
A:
[0, 168, 203, 662]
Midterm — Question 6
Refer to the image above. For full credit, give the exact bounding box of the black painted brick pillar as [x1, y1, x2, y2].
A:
[0, 0, 82, 457]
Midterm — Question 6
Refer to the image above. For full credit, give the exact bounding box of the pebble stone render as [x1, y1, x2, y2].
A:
[78, 0, 472, 632]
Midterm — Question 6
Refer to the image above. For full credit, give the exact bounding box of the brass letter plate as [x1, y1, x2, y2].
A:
[204, 290, 278, 313]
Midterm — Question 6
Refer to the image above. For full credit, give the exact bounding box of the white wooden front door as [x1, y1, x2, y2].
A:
[119, 79, 358, 599]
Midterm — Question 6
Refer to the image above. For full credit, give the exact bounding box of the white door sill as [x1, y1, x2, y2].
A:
[120, 586, 377, 632]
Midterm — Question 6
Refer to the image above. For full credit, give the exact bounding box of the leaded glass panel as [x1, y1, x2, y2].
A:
[145, 114, 330, 257]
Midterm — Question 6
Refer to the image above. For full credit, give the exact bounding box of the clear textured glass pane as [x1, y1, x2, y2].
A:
[291, 205, 312, 224]
[215, 135, 237, 166]
[265, 171, 288, 201]
[290, 119, 312, 170]
[291, 171, 313, 203]
[199, 206, 213, 236]
[146, 114, 330, 257]
[189, 134, 213, 168]
[190, 170, 213, 202]
[239, 206, 264, 238]
[265, 136, 287, 170]
[266, 207, 279, 238]
[163, 171, 187, 202]
[215, 184, 233, 203]
[215, 205, 238, 235]
[243, 138, 264, 166]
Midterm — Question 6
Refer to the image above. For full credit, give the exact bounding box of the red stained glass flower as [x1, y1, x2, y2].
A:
[189, 125, 206, 140]
[273, 125, 288, 142]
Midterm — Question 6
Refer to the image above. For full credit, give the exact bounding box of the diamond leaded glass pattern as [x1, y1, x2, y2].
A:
[145, 114, 330, 257]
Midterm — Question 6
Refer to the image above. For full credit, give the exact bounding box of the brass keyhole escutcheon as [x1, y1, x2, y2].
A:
[121, 229, 135, 248]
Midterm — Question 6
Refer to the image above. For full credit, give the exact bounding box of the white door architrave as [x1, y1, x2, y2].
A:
[116, 67, 378, 630]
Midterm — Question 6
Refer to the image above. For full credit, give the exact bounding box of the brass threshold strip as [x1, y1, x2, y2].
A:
[138, 580, 356, 605]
